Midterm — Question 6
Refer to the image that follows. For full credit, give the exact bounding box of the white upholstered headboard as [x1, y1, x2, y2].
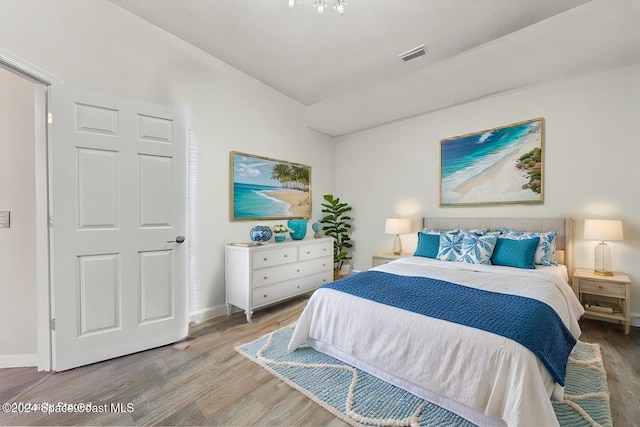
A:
[423, 217, 573, 279]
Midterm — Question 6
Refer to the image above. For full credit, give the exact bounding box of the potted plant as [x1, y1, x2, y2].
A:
[272, 224, 291, 242]
[319, 194, 353, 279]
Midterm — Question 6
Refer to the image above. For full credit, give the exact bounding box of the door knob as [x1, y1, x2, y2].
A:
[167, 235, 186, 243]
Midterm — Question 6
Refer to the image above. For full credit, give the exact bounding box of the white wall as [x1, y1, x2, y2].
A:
[0, 0, 334, 334]
[0, 67, 38, 363]
[334, 63, 640, 318]
[1, 1, 637, 366]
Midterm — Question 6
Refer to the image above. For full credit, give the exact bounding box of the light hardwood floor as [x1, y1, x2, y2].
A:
[1, 295, 639, 426]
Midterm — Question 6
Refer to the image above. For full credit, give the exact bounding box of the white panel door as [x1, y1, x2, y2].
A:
[49, 85, 188, 371]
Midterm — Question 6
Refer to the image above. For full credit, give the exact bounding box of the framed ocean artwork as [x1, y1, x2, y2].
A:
[440, 118, 544, 206]
[230, 151, 311, 220]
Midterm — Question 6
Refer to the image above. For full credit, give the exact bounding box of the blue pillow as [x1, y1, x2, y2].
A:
[491, 236, 540, 269]
[500, 228, 558, 266]
[414, 232, 440, 258]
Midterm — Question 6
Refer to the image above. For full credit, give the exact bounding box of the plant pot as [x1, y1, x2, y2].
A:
[274, 234, 286, 242]
[333, 269, 342, 280]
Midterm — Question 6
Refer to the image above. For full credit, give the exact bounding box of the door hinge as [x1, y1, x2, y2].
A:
[48, 111, 53, 125]
[49, 215, 53, 228]
[50, 318, 55, 331]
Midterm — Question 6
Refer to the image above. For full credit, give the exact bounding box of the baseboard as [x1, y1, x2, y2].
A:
[0, 353, 38, 368]
[189, 304, 227, 324]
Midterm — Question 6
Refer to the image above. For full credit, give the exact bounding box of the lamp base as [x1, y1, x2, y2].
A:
[392, 234, 403, 255]
[593, 270, 614, 276]
[593, 242, 613, 276]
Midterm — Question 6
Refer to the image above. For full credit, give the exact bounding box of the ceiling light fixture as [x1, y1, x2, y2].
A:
[288, 0, 347, 15]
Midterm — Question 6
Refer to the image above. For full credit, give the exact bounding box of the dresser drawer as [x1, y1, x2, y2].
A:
[252, 246, 298, 269]
[580, 279, 626, 298]
[252, 256, 332, 288]
[252, 271, 332, 307]
[299, 241, 333, 261]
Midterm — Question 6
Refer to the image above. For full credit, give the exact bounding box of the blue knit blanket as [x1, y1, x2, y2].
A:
[322, 271, 575, 385]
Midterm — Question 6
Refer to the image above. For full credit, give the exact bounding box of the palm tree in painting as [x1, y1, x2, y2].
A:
[271, 163, 290, 185]
[271, 163, 309, 192]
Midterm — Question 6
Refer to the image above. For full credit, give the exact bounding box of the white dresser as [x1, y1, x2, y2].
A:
[225, 237, 333, 322]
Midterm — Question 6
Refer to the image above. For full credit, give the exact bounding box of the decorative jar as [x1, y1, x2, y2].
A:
[287, 219, 308, 240]
[249, 225, 272, 242]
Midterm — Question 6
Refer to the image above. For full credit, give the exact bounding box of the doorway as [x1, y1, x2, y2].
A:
[0, 47, 190, 371]
[0, 58, 50, 370]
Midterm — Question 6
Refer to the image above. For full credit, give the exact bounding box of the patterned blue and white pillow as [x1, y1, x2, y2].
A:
[437, 231, 498, 265]
[459, 232, 498, 265]
[436, 231, 465, 261]
[500, 228, 559, 266]
[468, 228, 489, 236]
[424, 227, 487, 236]
[423, 227, 462, 235]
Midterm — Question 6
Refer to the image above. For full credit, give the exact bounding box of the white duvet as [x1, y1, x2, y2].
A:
[288, 257, 584, 427]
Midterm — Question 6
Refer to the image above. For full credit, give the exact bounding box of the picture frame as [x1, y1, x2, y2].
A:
[230, 151, 311, 220]
[440, 118, 544, 206]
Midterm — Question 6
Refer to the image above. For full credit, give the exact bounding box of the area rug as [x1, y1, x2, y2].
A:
[236, 325, 612, 427]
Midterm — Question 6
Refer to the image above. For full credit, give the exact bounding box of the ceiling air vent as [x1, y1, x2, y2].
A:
[398, 44, 425, 62]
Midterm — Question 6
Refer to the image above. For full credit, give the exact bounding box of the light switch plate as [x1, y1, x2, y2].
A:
[0, 211, 10, 228]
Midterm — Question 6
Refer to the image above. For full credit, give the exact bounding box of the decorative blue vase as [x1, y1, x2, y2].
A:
[249, 225, 272, 242]
[287, 219, 307, 240]
[274, 234, 286, 242]
[312, 222, 322, 238]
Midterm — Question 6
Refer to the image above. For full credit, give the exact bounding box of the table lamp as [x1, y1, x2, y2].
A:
[385, 218, 411, 255]
[584, 219, 623, 276]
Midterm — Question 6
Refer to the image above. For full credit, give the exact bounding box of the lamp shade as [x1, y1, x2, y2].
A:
[385, 218, 411, 235]
[584, 219, 623, 241]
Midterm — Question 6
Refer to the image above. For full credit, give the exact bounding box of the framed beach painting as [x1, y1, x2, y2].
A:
[440, 118, 545, 206]
[230, 151, 311, 220]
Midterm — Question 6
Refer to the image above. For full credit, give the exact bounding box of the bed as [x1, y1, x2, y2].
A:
[287, 218, 584, 427]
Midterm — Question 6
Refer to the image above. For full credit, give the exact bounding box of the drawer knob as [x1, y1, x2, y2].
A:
[297, 285, 300, 289]
[307, 251, 311, 254]
[284, 254, 288, 258]
[263, 294, 268, 298]
[297, 269, 300, 272]
[264, 257, 267, 261]
[599, 285, 603, 289]
[263, 276, 268, 280]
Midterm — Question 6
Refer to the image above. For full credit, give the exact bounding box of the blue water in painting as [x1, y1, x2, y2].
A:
[441, 121, 541, 194]
[234, 183, 290, 218]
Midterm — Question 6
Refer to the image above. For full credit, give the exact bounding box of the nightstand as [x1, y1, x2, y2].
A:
[372, 252, 412, 267]
[573, 268, 631, 334]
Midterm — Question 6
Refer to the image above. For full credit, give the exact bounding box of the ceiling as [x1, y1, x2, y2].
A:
[110, 0, 640, 136]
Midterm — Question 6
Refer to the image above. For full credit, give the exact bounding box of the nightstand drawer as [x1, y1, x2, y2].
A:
[580, 279, 626, 297]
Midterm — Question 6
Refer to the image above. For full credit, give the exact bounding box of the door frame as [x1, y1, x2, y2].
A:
[0, 47, 62, 371]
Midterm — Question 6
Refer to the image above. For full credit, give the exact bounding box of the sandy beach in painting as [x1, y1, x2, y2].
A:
[448, 133, 541, 204]
[261, 189, 310, 217]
